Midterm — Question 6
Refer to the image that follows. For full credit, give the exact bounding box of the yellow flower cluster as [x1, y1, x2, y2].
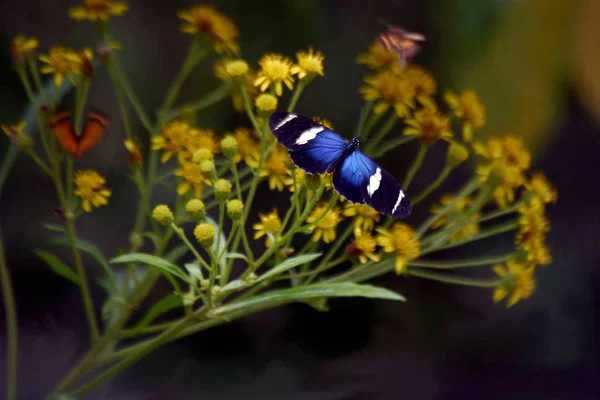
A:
[474, 136, 532, 209]
[492, 260, 536, 308]
[445, 90, 487, 143]
[178, 5, 240, 55]
[376, 223, 420, 274]
[430, 194, 481, 243]
[152, 120, 220, 164]
[68, 0, 128, 22]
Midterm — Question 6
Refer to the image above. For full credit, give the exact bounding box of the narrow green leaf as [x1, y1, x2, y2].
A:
[214, 283, 405, 316]
[43, 223, 66, 233]
[34, 250, 79, 284]
[50, 236, 111, 274]
[111, 253, 191, 283]
[206, 216, 227, 270]
[165, 244, 189, 263]
[132, 293, 183, 330]
[224, 252, 248, 261]
[221, 279, 247, 293]
[256, 253, 322, 283]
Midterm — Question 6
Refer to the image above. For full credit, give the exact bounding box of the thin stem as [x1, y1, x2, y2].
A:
[240, 85, 262, 135]
[27, 58, 47, 104]
[476, 200, 524, 223]
[0, 224, 18, 400]
[364, 113, 398, 153]
[73, 78, 91, 135]
[170, 223, 209, 274]
[371, 136, 416, 158]
[305, 223, 353, 285]
[405, 268, 501, 288]
[409, 252, 516, 269]
[111, 55, 154, 132]
[27, 151, 53, 176]
[165, 83, 234, 121]
[65, 157, 74, 210]
[412, 165, 453, 206]
[402, 143, 428, 190]
[287, 80, 306, 112]
[107, 66, 133, 139]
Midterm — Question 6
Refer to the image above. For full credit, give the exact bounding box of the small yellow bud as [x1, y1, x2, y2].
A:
[194, 223, 215, 247]
[220, 135, 238, 159]
[193, 148, 213, 164]
[255, 93, 278, 113]
[214, 179, 233, 201]
[185, 198, 206, 220]
[395, 256, 408, 275]
[199, 159, 215, 175]
[226, 199, 244, 220]
[225, 59, 249, 77]
[152, 204, 174, 226]
[446, 142, 469, 168]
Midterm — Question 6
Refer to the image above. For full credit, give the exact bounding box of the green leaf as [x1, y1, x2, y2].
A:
[50, 236, 111, 275]
[165, 244, 190, 263]
[221, 279, 247, 293]
[43, 223, 66, 233]
[132, 293, 183, 330]
[224, 252, 248, 261]
[34, 250, 79, 284]
[213, 283, 404, 316]
[256, 253, 322, 283]
[206, 216, 227, 269]
[111, 253, 190, 283]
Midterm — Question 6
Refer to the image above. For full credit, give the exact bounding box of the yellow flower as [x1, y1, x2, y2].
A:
[306, 203, 343, 243]
[528, 172, 557, 204]
[404, 104, 452, 144]
[515, 197, 552, 267]
[474, 136, 531, 208]
[405, 66, 437, 100]
[231, 127, 259, 167]
[492, 260, 536, 307]
[255, 93, 278, 113]
[152, 120, 191, 163]
[343, 203, 381, 233]
[430, 194, 481, 243]
[312, 116, 334, 130]
[10, 35, 39, 65]
[175, 162, 211, 198]
[124, 139, 143, 166]
[287, 168, 306, 192]
[376, 223, 420, 274]
[356, 41, 399, 71]
[253, 209, 282, 247]
[445, 90, 486, 142]
[347, 230, 380, 264]
[261, 146, 293, 191]
[68, 0, 128, 22]
[73, 169, 111, 212]
[218, 67, 259, 112]
[290, 47, 324, 79]
[178, 5, 239, 55]
[187, 128, 220, 157]
[194, 223, 215, 247]
[215, 58, 250, 80]
[38, 46, 93, 86]
[359, 70, 416, 117]
[254, 53, 295, 96]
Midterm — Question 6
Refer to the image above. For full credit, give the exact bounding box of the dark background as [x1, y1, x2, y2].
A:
[1, 0, 600, 399]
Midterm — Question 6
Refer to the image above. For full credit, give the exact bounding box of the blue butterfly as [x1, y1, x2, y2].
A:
[269, 112, 412, 219]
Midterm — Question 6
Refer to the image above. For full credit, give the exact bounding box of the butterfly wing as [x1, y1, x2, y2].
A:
[269, 112, 347, 174]
[333, 150, 411, 219]
[48, 111, 79, 157]
[78, 111, 109, 158]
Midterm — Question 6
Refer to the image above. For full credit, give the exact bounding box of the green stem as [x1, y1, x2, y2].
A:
[0, 224, 18, 400]
[27, 58, 47, 104]
[111, 55, 154, 132]
[422, 220, 519, 255]
[287, 80, 306, 112]
[73, 78, 91, 135]
[364, 113, 398, 153]
[65, 157, 74, 210]
[107, 66, 133, 140]
[361, 110, 384, 139]
[305, 223, 354, 285]
[402, 143, 428, 190]
[27, 151, 53, 176]
[170, 223, 209, 274]
[412, 165, 453, 206]
[476, 200, 524, 223]
[371, 136, 416, 158]
[405, 268, 501, 288]
[240, 85, 262, 136]
[409, 252, 516, 269]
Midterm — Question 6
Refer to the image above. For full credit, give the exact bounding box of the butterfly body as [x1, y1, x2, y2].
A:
[269, 112, 411, 219]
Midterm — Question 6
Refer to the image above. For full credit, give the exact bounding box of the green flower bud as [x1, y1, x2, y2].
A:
[220, 135, 238, 159]
[193, 148, 213, 164]
[214, 179, 232, 201]
[194, 223, 215, 247]
[152, 204, 173, 226]
[185, 198, 206, 220]
[446, 142, 469, 168]
[226, 199, 244, 220]
[199, 159, 215, 175]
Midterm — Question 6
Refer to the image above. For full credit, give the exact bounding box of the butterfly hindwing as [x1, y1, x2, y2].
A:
[49, 111, 79, 157]
[78, 112, 109, 157]
[48, 110, 108, 158]
[333, 150, 411, 218]
[270, 112, 347, 174]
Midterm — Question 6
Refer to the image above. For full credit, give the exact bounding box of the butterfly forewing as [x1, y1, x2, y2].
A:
[269, 112, 347, 174]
